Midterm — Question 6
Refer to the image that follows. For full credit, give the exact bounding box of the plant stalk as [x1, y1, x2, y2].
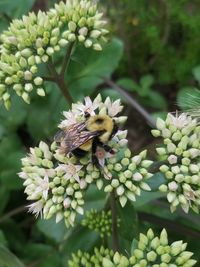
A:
[47, 59, 73, 104]
[110, 190, 119, 252]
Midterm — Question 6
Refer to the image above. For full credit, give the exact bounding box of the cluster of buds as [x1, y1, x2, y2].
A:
[81, 209, 118, 238]
[19, 95, 153, 226]
[0, 0, 108, 108]
[130, 228, 196, 266]
[152, 113, 200, 213]
[103, 148, 153, 207]
[68, 229, 197, 266]
[68, 246, 129, 267]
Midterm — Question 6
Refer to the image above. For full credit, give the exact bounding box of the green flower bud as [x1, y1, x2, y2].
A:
[156, 118, 166, 130]
[119, 195, 127, 207]
[151, 129, 161, 137]
[25, 83, 33, 92]
[37, 88, 45, 96]
[121, 158, 130, 166]
[147, 251, 157, 262]
[84, 39, 93, 48]
[156, 147, 166, 156]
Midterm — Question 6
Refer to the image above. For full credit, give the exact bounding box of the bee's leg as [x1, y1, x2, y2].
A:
[91, 139, 101, 168]
[97, 141, 115, 154]
[111, 123, 118, 138]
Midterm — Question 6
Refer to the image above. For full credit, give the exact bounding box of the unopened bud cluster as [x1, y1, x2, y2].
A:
[103, 148, 153, 207]
[68, 229, 197, 266]
[152, 113, 200, 213]
[0, 0, 108, 108]
[19, 95, 153, 227]
[130, 228, 196, 266]
[81, 209, 118, 238]
[68, 246, 129, 267]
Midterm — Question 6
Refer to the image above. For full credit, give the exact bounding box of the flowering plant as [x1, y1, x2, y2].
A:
[0, 0, 199, 266]
[19, 95, 153, 227]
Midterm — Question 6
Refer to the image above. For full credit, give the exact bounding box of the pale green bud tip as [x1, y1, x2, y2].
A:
[37, 88, 45, 96]
[156, 118, 166, 130]
[151, 129, 160, 137]
[147, 251, 157, 261]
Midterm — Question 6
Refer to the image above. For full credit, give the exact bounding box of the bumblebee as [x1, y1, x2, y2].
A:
[54, 113, 118, 166]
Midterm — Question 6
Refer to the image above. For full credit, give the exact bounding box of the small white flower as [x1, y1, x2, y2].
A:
[56, 163, 82, 182]
[184, 188, 196, 204]
[27, 200, 44, 218]
[73, 96, 100, 116]
[33, 175, 49, 200]
[104, 97, 123, 117]
[133, 172, 143, 181]
[167, 113, 191, 129]
[38, 168, 56, 178]
[168, 181, 178, 191]
[79, 179, 87, 189]
[56, 212, 64, 223]
[63, 197, 71, 208]
[59, 111, 78, 128]
[27, 153, 38, 165]
[18, 171, 28, 179]
[168, 155, 178, 165]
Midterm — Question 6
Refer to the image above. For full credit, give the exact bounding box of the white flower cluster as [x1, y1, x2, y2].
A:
[0, 0, 108, 108]
[19, 95, 153, 227]
[152, 113, 200, 214]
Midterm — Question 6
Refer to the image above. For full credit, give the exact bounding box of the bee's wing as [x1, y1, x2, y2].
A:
[54, 122, 86, 143]
[54, 121, 100, 154]
[64, 130, 100, 153]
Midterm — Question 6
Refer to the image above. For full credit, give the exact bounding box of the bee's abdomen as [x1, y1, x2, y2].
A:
[73, 148, 88, 157]
[79, 139, 93, 151]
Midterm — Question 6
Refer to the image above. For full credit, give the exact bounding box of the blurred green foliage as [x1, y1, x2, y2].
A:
[0, 0, 200, 266]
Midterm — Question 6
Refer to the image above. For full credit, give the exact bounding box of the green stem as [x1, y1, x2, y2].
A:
[47, 58, 73, 104]
[0, 205, 26, 223]
[60, 42, 74, 78]
[110, 191, 119, 252]
[45, 42, 75, 104]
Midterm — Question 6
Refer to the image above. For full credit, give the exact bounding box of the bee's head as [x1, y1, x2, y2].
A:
[87, 115, 115, 142]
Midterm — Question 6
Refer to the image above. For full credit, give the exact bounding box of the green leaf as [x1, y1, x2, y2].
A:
[61, 226, 99, 263]
[0, 0, 35, 17]
[84, 184, 107, 212]
[0, 170, 23, 190]
[117, 200, 138, 242]
[101, 88, 122, 101]
[0, 186, 9, 214]
[66, 38, 123, 100]
[139, 74, 154, 95]
[147, 172, 166, 191]
[131, 239, 138, 254]
[0, 95, 27, 131]
[0, 135, 24, 190]
[117, 78, 139, 92]
[0, 124, 5, 139]
[23, 243, 61, 267]
[26, 84, 69, 141]
[193, 65, 200, 84]
[0, 230, 8, 246]
[37, 217, 68, 243]
[0, 245, 25, 267]
[135, 191, 164, 208]
[148, 90, 167, 109]
[152, 111, 167, 120]
[177, 86, 200, 110]
[134, 172, 165, 208]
